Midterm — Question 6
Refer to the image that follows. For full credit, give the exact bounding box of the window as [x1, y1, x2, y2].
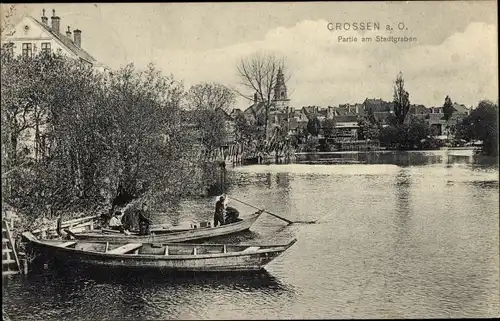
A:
[41, 42, 51, 54]
[22, 43, 32, 57]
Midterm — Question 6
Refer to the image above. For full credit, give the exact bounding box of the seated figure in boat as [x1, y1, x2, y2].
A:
[224, 206, 242, 225]
[137, 203, 153, 235]
[109, 211, 125, 232]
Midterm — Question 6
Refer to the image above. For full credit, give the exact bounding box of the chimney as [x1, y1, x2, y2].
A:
[41, 9, 48, 25]
[66, 26, 72, 38]
[73, 29, 82, 48]
[51, 9, 60, 33]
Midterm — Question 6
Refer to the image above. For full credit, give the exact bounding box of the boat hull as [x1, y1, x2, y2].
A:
[73, 211, 263, 243]
[23, 233, 296, 273]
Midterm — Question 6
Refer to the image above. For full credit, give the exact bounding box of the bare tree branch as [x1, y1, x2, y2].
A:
[235, 52, 286, 140]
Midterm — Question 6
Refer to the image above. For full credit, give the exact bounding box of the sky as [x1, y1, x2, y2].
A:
[3, 1, 498, 110]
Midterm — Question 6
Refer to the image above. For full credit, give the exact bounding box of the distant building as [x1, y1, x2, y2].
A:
[1, 9, 109, 72]
[331, 115, 359, 141]
[362, 98, 394, 125]
[272, 67, 290, 111]
[215, 108, 236, 145]
[243, 66, 293, 139]
[427, 103, 469, 137]
[327, 105, 359, 119]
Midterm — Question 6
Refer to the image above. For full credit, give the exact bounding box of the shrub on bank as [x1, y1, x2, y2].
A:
[1, 52, 213, 225]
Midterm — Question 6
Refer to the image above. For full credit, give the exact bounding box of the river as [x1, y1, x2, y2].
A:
[3, 149, 499, 319]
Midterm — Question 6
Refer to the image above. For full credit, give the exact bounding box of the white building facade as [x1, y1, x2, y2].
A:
[1, 9, 108, 72]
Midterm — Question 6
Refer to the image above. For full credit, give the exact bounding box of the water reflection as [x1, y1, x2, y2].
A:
[3, 267, 296, 321]
[393, 168, 412, 249]
[47, 266, 292, 292]
[293, 149, 495, 168]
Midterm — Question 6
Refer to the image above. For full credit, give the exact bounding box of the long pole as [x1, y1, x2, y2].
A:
[227, 196, 294, 225]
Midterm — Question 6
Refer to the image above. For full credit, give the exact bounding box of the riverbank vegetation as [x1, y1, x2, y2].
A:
[455, 100, 498, 156]
[1, 52, 228, 226]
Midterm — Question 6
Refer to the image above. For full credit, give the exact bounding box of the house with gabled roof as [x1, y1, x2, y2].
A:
[362, 98, 395, 124]
[427, 102, 470, 137]
[1, 9, 111, 160]
[1, 9, 109, 72]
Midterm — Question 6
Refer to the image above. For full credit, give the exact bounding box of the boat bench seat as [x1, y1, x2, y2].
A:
[56, 241, 77, 248]
[241, 246, 260, 253]
[107, 243, 142, 254]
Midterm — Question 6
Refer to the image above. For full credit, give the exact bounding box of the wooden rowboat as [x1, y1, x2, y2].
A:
[70, 210, 264, 243]
[21, 232, 297, 272]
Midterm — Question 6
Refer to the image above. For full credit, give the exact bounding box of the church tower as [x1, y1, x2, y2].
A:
[272, 66, 290, 111]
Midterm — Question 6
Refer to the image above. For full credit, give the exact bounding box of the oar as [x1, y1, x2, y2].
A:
[228, 196, 316, 225]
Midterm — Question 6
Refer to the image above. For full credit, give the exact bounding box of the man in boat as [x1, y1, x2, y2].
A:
[56, 215, 64, 238]
[137, 203, 153, 236]
[214, 196, 226, 227]
[121, 208, 134, 233]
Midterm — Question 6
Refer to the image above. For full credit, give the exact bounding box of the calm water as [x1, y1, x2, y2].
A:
[3, 149, 499, 319]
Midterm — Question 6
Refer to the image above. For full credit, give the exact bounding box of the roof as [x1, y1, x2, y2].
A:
[215, 108, 234, 121]
[372, 111, 392, 123]
[333, 115, 358, 123]
[301, 106, 327, 120]
[452, 103, 468, 114]
[302, 106, 317, 116]
[28, 15, 99, 65]
[329, 106, 357, 117]
[244, 102, 266, 116]
[363, 98, 393, 112]
[409, 104, 428, 114]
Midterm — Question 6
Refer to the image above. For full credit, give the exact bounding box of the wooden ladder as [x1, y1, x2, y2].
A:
[2, 219, 21, 276]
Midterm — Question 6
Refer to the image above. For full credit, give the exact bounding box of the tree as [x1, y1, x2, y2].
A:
[442, 95, 454, 121]
[379, 119, 430, 150]
[187, 82, 236, 152]
[236, 52, 285, 140]
[455, 100, 498, 156]
[187, 82, 235, 113]
[322, 118, 336, 138]
[1, 52, 207, 222]
[406, 119, 430, 148]
[234, 113, 257, 145]
[358, 117, 380, 140]
[393, 72, 410, 125]
[0, 4, 16, 36]
[306, 116, 321, 137]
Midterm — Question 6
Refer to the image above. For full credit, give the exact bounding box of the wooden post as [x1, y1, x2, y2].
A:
[223, 245, 227, 253]
[20, 254, 28, 275]
[164, 246, 169, 256]
[105, 242, 109, 253]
